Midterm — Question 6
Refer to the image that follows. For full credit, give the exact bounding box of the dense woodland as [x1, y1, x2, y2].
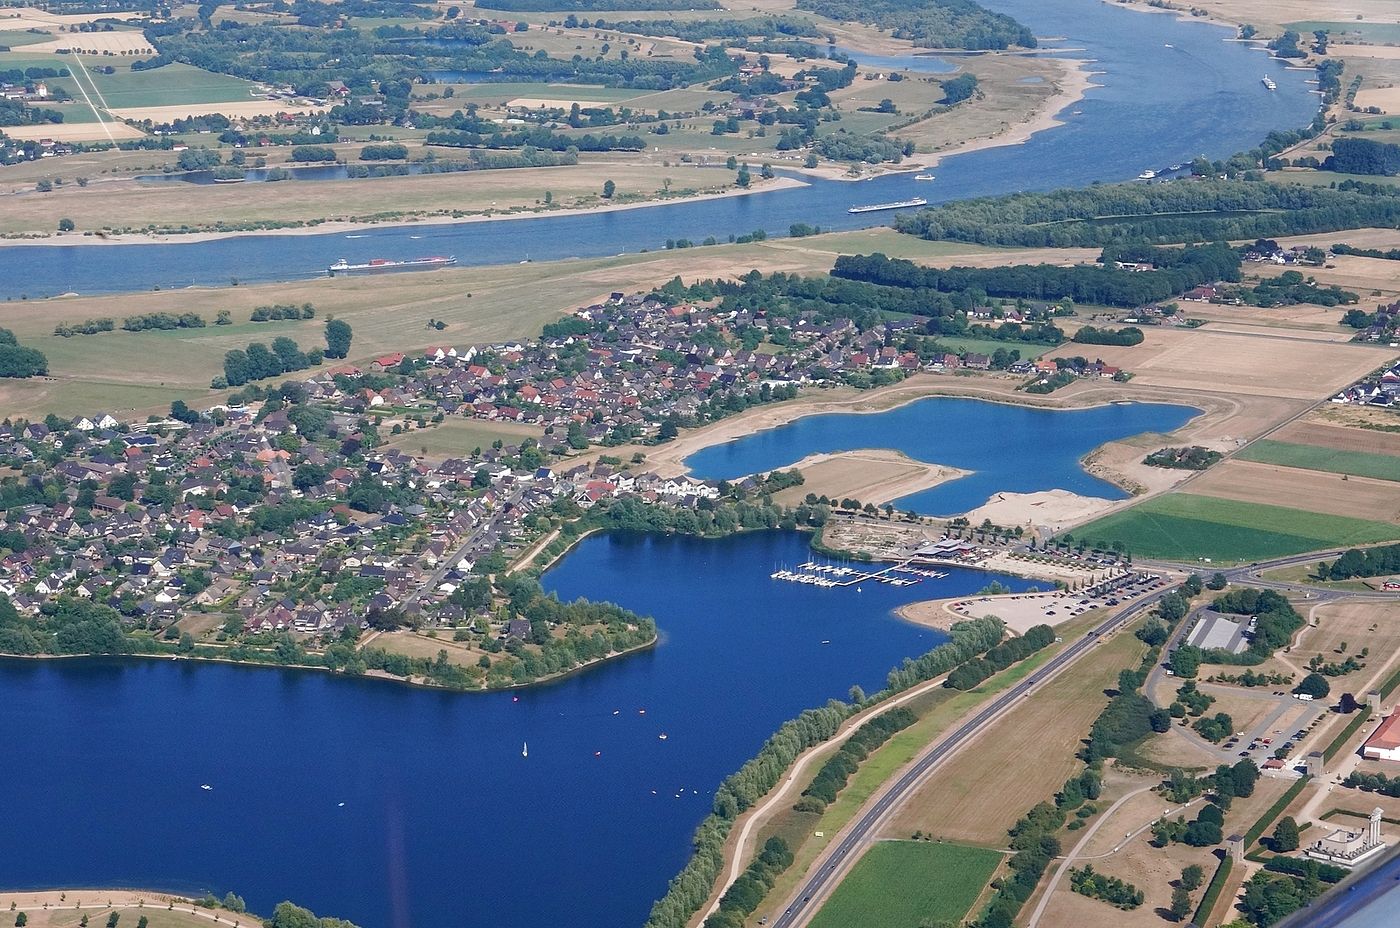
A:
[1324, 137, 1400, 176]
[894, 179, 1400, 247]
[795, 0, 1034, 49]
[832, 246, 1240, 307]
[1320, 544, 1400, 580]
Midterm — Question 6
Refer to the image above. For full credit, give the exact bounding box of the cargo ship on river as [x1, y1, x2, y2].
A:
[848, 197, 927, 214]
[327, 255, 457, 276]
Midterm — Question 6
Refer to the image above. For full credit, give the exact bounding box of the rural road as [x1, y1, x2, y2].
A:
[770, 578, 1178, 928]
[772, 549, 1398, 928]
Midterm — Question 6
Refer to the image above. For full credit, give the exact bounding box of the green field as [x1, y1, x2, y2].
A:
[77, 62, 257, 109]
[809, 841, 1002, 928]
[0, 30, 51, 47]
[928, 335, 1052, 360]
[1075, 493, 1400, 563]
[1237, 439, 1400, 482]
[385, 417, 543, 457]
[1290, 21, 1400, 43]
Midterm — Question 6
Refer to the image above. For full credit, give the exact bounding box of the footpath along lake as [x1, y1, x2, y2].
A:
[684, 397, 1199, 514]
[0, 0, 1318, 297]
[0, 531, 1034, 928]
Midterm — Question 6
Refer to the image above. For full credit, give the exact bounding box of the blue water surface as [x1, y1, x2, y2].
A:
[0, 0, 1318, 298]
[0, 531, 1032, 928]
[684, 397, 1199, 514]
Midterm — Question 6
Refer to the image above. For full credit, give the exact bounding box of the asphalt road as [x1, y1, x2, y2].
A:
[770, 577, 1177, 928]
[773, 551, 1400, 927]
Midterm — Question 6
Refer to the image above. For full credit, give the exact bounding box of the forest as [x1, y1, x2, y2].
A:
[795, 0, 1034, 49]
[1319, 543, 1400, 580]
[894, 179, 1400, 247]
[1324, 137, 1400, 176]
[831, 246, 1240, 307]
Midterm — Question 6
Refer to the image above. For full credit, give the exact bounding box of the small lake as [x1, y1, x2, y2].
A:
[683, 397, 1199, 514]
[0, 530, 1034, 928]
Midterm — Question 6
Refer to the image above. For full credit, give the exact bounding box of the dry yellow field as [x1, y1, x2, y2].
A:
[2, 122, 145, 141]
[1077, 325, 1394, 400]
[0, 7, 145, 29]
[107, 100, 326, 121]
[1273, 420, 1400, 456]
[880, 627, 1147, 846]
[24, 33, 154, 55]
[772, 450, 967, 507]
[1187, 459, 1400, 522]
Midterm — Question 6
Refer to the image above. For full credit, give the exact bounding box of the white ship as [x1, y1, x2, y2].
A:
[847, 197, 928, 214]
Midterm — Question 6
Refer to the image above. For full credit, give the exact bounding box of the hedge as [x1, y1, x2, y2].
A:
[1192, 856, 1233, 926]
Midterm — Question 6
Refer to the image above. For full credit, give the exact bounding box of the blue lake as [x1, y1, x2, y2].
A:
[0, 0, 1319, 298]
[0, 530, 1034, 928]
[684, 397, 1199, 514]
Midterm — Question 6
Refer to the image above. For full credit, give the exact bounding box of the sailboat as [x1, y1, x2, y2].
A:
[522, 741, 528, 758]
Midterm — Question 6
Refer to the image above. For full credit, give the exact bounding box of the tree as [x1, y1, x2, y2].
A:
[1169, 885, 1191, 921]
[324, 318, 353, 359]
[736, 164, 751, 188]
[1294, 672, 1331, 699]
[16, 915, 27, 927]
[1181, 864, 1204, 891]
[222, 893, 245, 913]
[1207, 571, 1228, 590]
[1273, 816, 1300, 852]
[106, 914, 119, 928]
[602, 179, 616, 199]
[170, 399, 200, 424]
[58, 217, 75, 232]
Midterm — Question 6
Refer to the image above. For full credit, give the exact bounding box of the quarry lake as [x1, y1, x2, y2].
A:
[683, 397, 1200, 514]
[0, 530, 1034, 928]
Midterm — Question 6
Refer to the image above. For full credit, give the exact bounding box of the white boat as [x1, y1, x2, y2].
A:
[200, 784, 213, 791]
[1262, 75, 1277, 91]
[914, 173, 935, 181]
[522, 741, 528, 758]
[1138, 170, 1157, 180]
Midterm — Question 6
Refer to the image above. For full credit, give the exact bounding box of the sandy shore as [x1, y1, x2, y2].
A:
[795, 55, 1098, 182]
[963, 489, 1118, 534]
[0, 175, 807, 248]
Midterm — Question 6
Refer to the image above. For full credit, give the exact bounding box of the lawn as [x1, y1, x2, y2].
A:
[927, 335, 1053, 359]
[77, 62, 257, 108]
[1075, 493, 1400, 563]
[1236, 439, 1400, 482]
[385, 417, 543, 458]
[808, 841, 1002, 928]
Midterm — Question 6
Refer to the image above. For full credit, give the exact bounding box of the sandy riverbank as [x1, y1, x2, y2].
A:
[796, 55, 1098, 183]
[0, 175, 807, 248]
[963, 489, 1118, 534]
[0, 889, 262, 927]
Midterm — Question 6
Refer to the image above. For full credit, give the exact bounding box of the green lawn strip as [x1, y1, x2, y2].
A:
[1193, 856, 1234, 926]
[809, 840, 1003, 928]
[1324, 711, 1374, 764]
[0, 30, 51, 47]
[1237, 439, 1400, 482]
[81, 62, 257, 108]
[1290, 20, 1400, 42]
[1244, 777, 1312, 848]
[1075, 494, 1400, 563]
[924, 335, 1054, 360]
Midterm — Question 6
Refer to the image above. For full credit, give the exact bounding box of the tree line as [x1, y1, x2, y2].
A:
[1319, 543, 1400, 580]
[1072, 325, 1145, 346]
[894, 178, 1400, 247]
[0, 327, 48, 380]
[945, 623, 1054, 689]
[795, 0, 1035, 49]
[832, 246, 1240, 307]
[796, 706, 917, 810]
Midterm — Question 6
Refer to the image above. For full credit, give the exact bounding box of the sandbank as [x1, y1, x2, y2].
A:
[0, 175, 807, 248]
[774, 448, 971, 506]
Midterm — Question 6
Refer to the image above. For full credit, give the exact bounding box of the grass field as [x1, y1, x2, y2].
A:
[1075, 493, 1400, 563]
[927, 335, 1054, 359]
[1236, 439, 1400, 482]
[808, 841, 1002, 928]
[385, 417, 543, 458]
[1290, 21, 1400, 43]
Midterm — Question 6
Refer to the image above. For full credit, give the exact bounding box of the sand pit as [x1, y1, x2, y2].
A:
[2, 121, 144, 141]
[963, 489, 1117, 533]
[107, 99, 327, 121]
[1188, 459, 1400, 522]
[772, 449, 969, 507]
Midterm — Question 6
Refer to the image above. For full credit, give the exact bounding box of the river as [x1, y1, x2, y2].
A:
[0, 531, 1034, 927]
[0, 0, 1317, 298]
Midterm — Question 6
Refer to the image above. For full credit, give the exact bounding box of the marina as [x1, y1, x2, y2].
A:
[769, 560, 949, 589]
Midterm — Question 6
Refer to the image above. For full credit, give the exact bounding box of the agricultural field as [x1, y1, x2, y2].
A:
[1075, 493, 1400, 563]
[808, 840, 1002, 928]
[1236, 438, 1400, 482]
[882, 624, 1146, 845]
[1188, 460, 1400, 523]
[1291, 21, 1400, 44]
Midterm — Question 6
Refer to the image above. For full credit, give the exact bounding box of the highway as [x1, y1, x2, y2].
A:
[770, 576, 1178, 928]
